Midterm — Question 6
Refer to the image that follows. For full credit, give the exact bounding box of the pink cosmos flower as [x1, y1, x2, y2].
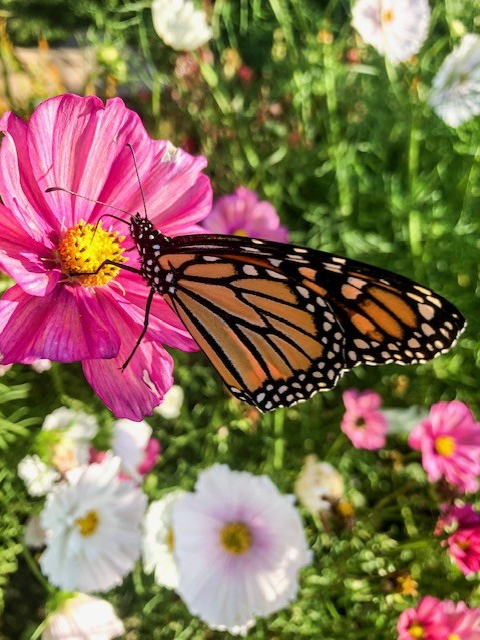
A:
[397, 596, 447, 640]
[340, 389, 388, 450]
[202, 186, 289, 242]
[436, 504, 480, 576]
[0, 94, 212, 420]
[397, 597, 480, 640]
[408, 401, 480, 493]
[397, 596, 480, 640]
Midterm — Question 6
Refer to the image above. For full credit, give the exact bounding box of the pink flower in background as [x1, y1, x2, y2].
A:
[408, 401, 480, 492]
[397, 597, 480, 640]
[340, 389, 387, 450]
[202, 186, 289, 242]
[436, 504, 480, 576]
[0, 94, 212, 420]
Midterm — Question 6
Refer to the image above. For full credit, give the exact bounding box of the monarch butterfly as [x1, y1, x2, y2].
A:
[48, 183, 466, 413]
[125, 213, 465, 411]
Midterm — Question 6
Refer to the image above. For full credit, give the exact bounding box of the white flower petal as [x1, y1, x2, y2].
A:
[17, 455, 59, 496]
[41, 593, 124, 640]
[112, 418, 152, 481]
[142, 489, 186, 589]
[352, 0, 430, 65]
[152, 0, 212, 51]
[428, 34, 480, 127]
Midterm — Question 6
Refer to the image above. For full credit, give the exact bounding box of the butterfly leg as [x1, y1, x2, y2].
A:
[70, 259, 142, 277]
[121, 286, 155, 371]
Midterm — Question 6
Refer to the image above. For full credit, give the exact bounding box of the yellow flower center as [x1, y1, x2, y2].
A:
[166, 526, 175, 552]
[219, 521, 253, 555]
[448, 635, 461, 640]
[75, 510, 99, 536]
[434, 435, 456, 457]
[382, 9, 394, 23]
[57, 219, 125, 287]
[407, 622, 425, 639]
[336, 499, 355, 518]
[233, 228, 248, 237]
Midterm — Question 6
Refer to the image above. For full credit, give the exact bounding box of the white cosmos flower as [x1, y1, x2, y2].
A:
[173, 464, 311, 635]
[18, 454, 59, 496]
[142, 490, 186, 589]
[294, 456, 344, 515]
[351, 0, 431, 65]
[112, 418, 156, 482]
[39, 456, 147, 593]
[428, 34, 480, 127]
[152, 0, 212, 51]
[42, 593, 124, 640]
[42, 407, 99, 473]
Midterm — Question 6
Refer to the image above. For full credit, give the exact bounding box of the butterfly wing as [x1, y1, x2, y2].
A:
[155, 234, 465, 411]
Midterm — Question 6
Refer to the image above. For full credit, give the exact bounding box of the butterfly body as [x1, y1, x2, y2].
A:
[129, 214, 465, 412]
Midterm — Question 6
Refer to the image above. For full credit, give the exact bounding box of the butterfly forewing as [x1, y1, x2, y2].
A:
[146, 232, 465, 411]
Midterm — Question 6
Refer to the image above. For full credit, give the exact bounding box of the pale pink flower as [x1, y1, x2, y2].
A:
[436, 504, 480, 576]
[340, 389, 387, 450]
[442, 599, 480, 639]
[408, 401, 480, 492]
[202, 186, 289, 242]
[173, 464, 310, 634]
[0, 94, 211, 420]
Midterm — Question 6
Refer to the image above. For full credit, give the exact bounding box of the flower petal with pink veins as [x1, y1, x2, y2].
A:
[82, 295, 174, 420]
[0, 203, 60, 296]
[0, 284, 120, 363]
[0, 112, 59, 237]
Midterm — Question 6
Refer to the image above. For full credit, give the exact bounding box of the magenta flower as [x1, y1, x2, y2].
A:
[340, 389, 387, 450]
[202, 186, 289, 242]
[408, 401, 480, 493]
[0, 94, 211, 420]
[436, 504, 480, 576]
[397, 597, 480, 640]
[397, 596, 446, 640]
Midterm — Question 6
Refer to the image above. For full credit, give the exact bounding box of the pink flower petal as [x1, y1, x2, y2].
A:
[82, 299, 174, 420]
[0, 284, 120, 362]
[0, 203, 59, 296]
[0, 111, 59, 236]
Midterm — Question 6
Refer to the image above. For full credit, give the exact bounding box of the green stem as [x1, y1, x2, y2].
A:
[323, 38, 352, 217]
[272, 409, 285, 470]
[22, 546, 55, 594]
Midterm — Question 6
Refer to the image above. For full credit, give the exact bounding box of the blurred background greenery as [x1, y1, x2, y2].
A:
[0, 0, 479, 638]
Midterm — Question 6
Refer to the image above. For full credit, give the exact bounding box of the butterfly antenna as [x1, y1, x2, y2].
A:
[45, 186, 132, 223]
[126, 142, 148, 219]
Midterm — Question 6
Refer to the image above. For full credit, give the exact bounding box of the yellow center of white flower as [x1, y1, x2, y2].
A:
[58, 219, 125, 287]
[434, 435, 456, 457]
[407, 622, 425, 639]
[382, 9, 394, 23]
[76, 510, 100, 536]
[166, 526, 175, 552]
[219, 521, 252, 554]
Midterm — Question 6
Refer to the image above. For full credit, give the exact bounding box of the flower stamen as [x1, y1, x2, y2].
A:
[220, 521, 253, 555]
[76, 510, 100, 536]
[58, 219, 125, 287]
[435, 435, 456, 457]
